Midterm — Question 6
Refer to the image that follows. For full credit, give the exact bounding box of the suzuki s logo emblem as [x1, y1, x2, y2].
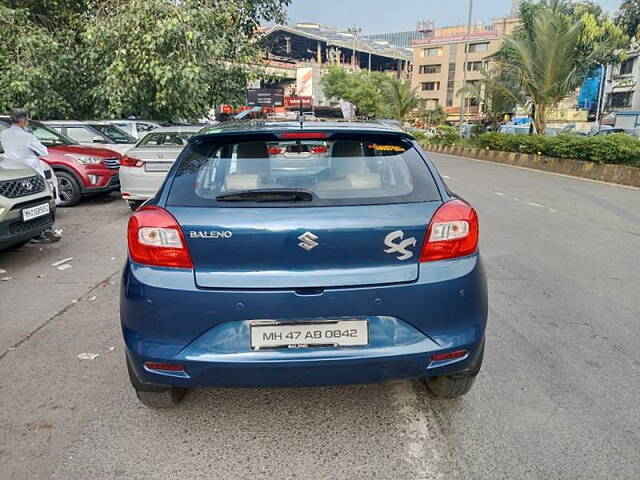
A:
[298, 231, 319, 251]
[21, 180, 33, 191]
[384, 230, 417, 261]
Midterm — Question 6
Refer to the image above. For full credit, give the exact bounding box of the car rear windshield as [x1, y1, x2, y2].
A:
[90, 124, 136, 143]
[167, 136, 440, 207]
[137, 131, 196, 147]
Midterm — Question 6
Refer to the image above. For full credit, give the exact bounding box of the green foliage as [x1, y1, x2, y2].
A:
[0, 0, 291, 120]
[617, 0, 640, 38]
[430, 126, 460, 146]
[322, 66, 390, 119]
[322, 66, 420, 121]
[415, 102, 446, 127]
[476, 133, 640, 166]
[384, 78, 419, 122]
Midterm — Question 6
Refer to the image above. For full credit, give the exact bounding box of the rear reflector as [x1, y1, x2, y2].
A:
[127, 206, 193, 269]
[431, 350, 468, 362]
[420, 199, 479, 262]
[144, 362, 185, 372]
[279, 132, 328, 140]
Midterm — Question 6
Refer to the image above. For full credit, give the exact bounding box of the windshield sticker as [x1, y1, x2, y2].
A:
[367, 144, 406, 153]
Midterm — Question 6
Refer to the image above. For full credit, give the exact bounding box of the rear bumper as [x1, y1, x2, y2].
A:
[121, 255, 488, 388]
[119, 167, 166, 200]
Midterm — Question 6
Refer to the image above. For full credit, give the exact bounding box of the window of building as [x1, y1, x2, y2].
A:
[610, 92, 633, 108]
[421, 81, 441, 91]
[620, 58, 635, 76]
[419, 64, 442, 74]
[467, 42, 490, 53]
[466, 61, 483, 71]
[424, 47, 443, 57]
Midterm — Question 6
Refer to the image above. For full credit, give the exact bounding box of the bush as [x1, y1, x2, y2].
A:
[431, 125, 459, 146]
[475, 133, 640, 166]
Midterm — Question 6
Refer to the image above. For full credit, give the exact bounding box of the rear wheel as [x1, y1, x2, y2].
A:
[127, 200, 143, 211]
[126, 355, 187, 408]
[424, 341, 484, 398]
[56, 171, 82, 207]
[424, 376, 476, 398]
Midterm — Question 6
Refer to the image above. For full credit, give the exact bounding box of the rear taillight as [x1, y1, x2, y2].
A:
[127, 206, 193, 269]
[267, 146, 285, 155]
[311, 146, 328, 154]
[121, 155, 143, 167]
[279, 132, 328, 140]
[420, 199, 479, 262]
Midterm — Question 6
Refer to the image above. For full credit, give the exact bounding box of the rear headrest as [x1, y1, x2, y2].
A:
[331, 141, 363, 158]
[237, 142, 268, 159]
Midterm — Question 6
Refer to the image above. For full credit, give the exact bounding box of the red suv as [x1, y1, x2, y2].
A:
[0, 117, 121, 207]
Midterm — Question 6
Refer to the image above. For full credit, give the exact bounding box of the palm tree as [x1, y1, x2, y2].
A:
[500, 2, 583, 134]
[384, 78, 420, 123]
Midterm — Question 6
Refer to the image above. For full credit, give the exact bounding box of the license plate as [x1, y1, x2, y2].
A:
[22, 203, 50, 222]
[145, 162, 171, 172]
[250, 320, 369, 350]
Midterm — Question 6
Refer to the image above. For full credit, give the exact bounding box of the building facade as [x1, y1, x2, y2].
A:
[603, 49, 640, 116]
[410, 17, 519, 122]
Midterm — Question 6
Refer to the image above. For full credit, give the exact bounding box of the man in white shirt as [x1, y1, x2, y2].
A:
[0, 109, 61, 243]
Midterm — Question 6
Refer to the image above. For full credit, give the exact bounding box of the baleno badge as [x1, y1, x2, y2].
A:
[384, 230, 416, 261]
[190, 231, 232, 239]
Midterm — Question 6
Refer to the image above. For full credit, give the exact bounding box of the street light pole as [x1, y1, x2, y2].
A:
[459, 0, 474, 137]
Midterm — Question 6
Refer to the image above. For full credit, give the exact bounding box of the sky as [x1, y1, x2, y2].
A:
[286, 0, 624, 35]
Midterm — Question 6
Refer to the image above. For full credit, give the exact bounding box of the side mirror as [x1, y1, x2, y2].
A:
[92, 136, 106, 143]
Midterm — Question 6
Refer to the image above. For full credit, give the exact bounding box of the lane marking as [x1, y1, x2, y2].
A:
[430, 152, 639, 190]
[442, 175, 452, 180]
[512, 197, 521, 202]
[494, 191, 507, 197]
[548, 208, 557, 213]
[526, 201, 545, 208]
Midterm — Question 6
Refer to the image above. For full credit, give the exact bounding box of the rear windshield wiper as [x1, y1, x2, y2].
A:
[216, 188, 314, 203]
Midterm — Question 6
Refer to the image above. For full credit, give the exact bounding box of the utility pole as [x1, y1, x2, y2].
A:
[595, 64, 607, 133]
[348, 25, 361, 68]
[459, 0, 474, 137]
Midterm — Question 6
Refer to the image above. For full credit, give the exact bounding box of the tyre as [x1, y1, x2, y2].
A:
[56, 171, 82, 207]
[127, 200, 143, 211]
[424, 375, 476, 398]
[424, 341, 484, 398]
[126, 354, 187, 408]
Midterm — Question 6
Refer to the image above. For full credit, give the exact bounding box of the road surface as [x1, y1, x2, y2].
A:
[1, 154, 638, 479]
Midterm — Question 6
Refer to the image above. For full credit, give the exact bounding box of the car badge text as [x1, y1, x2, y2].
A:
[298, 231, 319, 251]
[384, 230, 416, 261]
[189, 230, 232, 239]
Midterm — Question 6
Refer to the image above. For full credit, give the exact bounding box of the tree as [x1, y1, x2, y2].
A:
[322, 66, 389, 119]
[0, 0, 291, 120]
[501, 4, 583, 134]
[415, 102, 446, 127]
[384, 77, 419, 122]
[617, 0, 640, 39]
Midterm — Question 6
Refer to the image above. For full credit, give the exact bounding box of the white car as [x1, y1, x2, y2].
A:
[43, 120, 137, 155]
[108, 120, 160, 139]
[119, 126, 202, 210]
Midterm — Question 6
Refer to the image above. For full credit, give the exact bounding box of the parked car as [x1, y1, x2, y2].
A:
[0, 164, 56, 251]
[497, 125, 531, 135]
[43, 120, 136, 154]
[121, 121, 488, 408]
[109, 120, 160, 139]
[120, 126, 201, 210]
[594, 128, 640, 139]
[0, 117, 121, 207]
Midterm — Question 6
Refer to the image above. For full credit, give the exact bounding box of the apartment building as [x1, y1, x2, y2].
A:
[603, 49, 640, 115]
[411, 17, 519, 122]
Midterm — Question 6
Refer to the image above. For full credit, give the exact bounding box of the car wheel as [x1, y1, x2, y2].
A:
[56, 171, 82, 207]
[127, 200, 143, 211]
[424, 375, 476, 398]
[126, 354, 187, 408]
[7, 240, 31, 250]
[424, 341, 484, 398]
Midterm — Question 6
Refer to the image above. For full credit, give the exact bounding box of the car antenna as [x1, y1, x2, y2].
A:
[296, 98, 304, 129]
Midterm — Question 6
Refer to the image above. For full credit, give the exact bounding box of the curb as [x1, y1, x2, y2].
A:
[422, 144, 640, 188]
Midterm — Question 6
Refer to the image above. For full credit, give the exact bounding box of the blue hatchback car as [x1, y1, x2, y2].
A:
[121, 122, 487, 407]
